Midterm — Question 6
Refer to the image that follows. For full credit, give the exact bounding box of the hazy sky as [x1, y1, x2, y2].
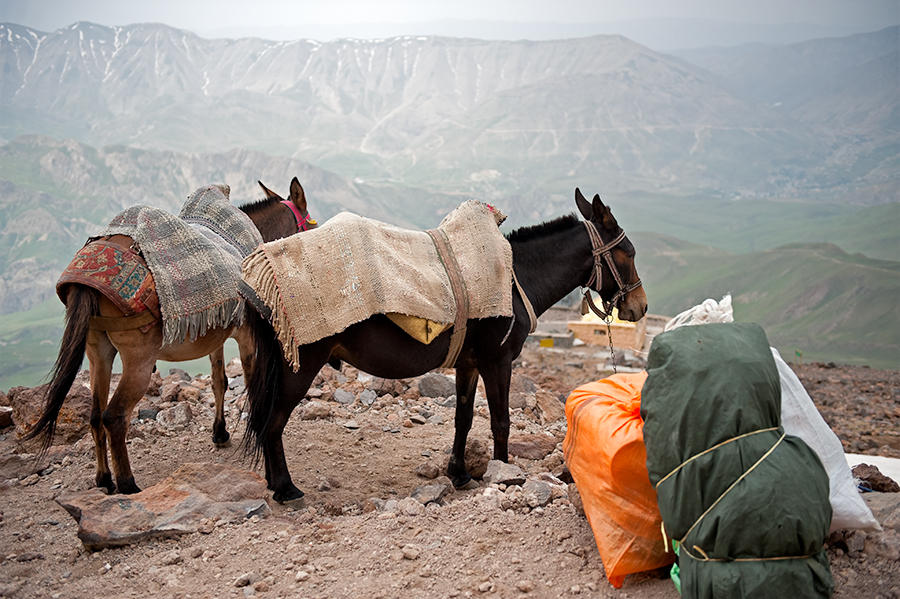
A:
[1, 0, 897, 45]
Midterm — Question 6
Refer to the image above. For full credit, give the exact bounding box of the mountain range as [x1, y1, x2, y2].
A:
[1, 22, 896, 207]
[0, 21, 897, 385]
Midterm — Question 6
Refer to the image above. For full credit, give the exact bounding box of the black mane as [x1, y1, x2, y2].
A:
[506, 213, 579, 243]
[238, 196, 282, 215]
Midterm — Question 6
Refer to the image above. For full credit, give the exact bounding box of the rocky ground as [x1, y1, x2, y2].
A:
[0, 344, 897, 599]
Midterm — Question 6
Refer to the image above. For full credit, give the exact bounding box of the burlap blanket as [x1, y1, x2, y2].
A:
[241, 200, 513, 369]
[95, 184, 263, 346]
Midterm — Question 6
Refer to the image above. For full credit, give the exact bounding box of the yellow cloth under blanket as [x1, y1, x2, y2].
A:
[386, 313, 451, 344]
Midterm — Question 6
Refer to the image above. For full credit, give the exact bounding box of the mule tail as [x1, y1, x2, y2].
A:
[23, 286, 97, 454]
[241, 303, 283, 465]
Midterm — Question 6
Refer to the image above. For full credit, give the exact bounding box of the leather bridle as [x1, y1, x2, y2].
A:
[581, 220, 643, 320]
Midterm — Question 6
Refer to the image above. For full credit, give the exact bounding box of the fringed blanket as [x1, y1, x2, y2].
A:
[94, 184, 263, 346]
[241, 200, 513, 369]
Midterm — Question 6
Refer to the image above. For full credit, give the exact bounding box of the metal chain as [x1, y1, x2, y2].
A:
[605, 314, 617, 374]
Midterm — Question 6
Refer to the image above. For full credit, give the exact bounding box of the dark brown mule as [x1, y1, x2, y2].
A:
[26, 177, 316, 495]
[243, 189, 648, 502]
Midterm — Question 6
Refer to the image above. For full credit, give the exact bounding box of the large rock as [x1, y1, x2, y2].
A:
[410, 477, 453, 505]
[534, 390, 566, 424]
[508, 433, 558, 460]
[56, 462, 270, 550]
[156, 403, 193, 428]
[9, 381, 92, 444]
[483, 460, 526, 486]
[417, 373, 456, 398]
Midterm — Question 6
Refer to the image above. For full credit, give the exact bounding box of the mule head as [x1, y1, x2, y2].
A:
[256, 177, 318, 239]
[575, 188, 647, 322]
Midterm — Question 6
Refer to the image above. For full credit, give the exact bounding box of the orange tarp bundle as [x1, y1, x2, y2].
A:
[563, 372, 673, 588]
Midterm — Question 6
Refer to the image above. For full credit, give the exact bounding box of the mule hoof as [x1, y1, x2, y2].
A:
[273, 485, 305, 504]
[96, 473, 115, 494]
[213, 430, 231, 448]
[450, 472, 472, 489]
[117, 478, 141, 495]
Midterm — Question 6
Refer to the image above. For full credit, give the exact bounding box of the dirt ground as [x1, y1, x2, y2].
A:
[0, 343, 898, 599]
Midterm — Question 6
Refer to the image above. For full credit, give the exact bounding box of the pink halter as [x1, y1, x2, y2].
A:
[281, 200, 315, 232]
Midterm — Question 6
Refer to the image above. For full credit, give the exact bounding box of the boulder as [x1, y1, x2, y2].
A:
[535, 390, 566, 424]
[56, 462, 270, 550]
[508, 433, 558, 460]
[483, 460, 526, 486]
[522, 480, 553, 508]
[9, 382, 92, 444]
[410, 477, 453, 505]
[156, 403, 193, 428]
[332, 389, 356, 405]
[417, 373, 456, 399]
[300, 400, 331, 420]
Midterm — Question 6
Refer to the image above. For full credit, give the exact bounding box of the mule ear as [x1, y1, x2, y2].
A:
[595, 196, 619, 231]
[575, 188, 592, 220]
[289, 177, 307, 211]
[258, 180, 281, 200]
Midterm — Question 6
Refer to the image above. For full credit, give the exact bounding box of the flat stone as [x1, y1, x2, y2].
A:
[483, 460, 526, 487]
[401, 544, 420, 560]
[56, 462, 270, 550]
[410, 477, 452, 505]
[300, 401, 331, 420]
[333, 389, 356, 405]
[409, 415, 427, 425]
[508, 434, 558, 460]
[417, 373, 456, 399]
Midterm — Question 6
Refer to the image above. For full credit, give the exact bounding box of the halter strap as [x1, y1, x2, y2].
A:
[281, 200, 314, 232]
[581, 221, 642, 320]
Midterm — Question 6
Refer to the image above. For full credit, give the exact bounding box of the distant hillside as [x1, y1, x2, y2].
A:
[0, 22, 895, 205]
[633, 232, 900, 368]
[0, 135, 463, 314]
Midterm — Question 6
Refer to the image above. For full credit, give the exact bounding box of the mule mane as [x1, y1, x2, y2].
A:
[239, 196, 283, 215]
[506, 213, 579, 243]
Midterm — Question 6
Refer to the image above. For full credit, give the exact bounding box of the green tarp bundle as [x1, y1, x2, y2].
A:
[641, 323, 833, 598]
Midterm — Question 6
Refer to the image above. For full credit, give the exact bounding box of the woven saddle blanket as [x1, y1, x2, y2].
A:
[94, 184, 263, 346]
[241, 200, 513, 368]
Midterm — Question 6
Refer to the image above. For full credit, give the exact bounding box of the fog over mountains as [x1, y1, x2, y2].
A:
[0, 21, 897, 381]
[1, 22, 896, 207]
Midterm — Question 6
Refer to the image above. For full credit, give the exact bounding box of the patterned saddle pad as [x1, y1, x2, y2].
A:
[57, 239, 160, 321]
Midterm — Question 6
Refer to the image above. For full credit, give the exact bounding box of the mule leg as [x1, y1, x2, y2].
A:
[480, 360, 512, 463]
[102, 353, 154, 494]
[209, 345, 230, 447]
[447, 367, 479, 488]
[86, 329, 117, 493]
[264, 355, 326, 503]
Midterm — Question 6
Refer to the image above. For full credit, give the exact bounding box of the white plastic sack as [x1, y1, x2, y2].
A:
[772, 347, 880, 532]
[665, 296, 881, 531]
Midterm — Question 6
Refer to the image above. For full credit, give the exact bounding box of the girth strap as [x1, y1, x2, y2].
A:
[89, 311, 157, 332]
[426, 228, 470, 368]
